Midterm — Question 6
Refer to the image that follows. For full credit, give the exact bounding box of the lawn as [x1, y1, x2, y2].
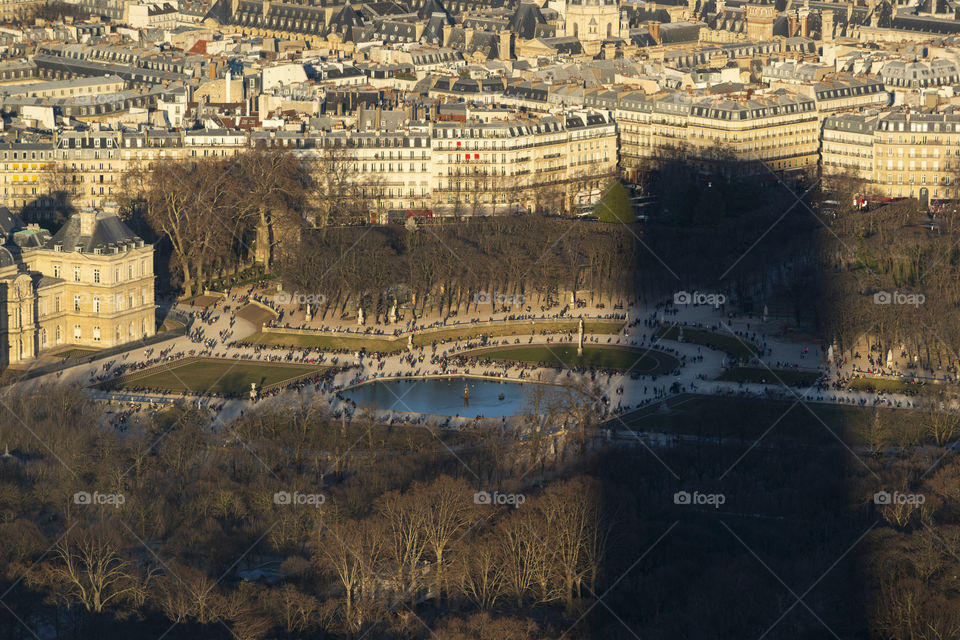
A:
[181, 294, 223, 308]
[244, 318, 626, 353]
[470, 344, 679, 374]
[608, 393, 915, 447]
[846, 377, 928, 394]
[160, 318, 185, 332]
[656, 325, 759, 359]
[419, 319, 624, 345]
[716, 367, 820, 386]
[114, 359, 325, 396]
[53, 348, 100, 360]
[246, 332, 406, 352]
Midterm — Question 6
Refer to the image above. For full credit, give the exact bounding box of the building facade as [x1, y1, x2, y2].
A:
[0, 208, 154, 367]
[821, 112, 960, 201]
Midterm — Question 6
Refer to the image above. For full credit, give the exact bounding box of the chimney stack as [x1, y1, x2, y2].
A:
[79, 209, 97, 237]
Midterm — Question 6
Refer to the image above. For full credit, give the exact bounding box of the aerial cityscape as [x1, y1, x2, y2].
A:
[0, 0, 957, 636]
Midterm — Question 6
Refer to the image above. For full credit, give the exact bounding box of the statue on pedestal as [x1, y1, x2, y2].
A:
[577, 317, 584, 356]
[389, 300, 398, 324]
[358, 307, 365, 326]
[407, 334, 414, 351]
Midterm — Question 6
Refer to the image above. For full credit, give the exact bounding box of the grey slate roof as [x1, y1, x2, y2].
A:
[47, 211, 142, 254]
[509, 2, 546, 39]
[0, 207, 24, 239]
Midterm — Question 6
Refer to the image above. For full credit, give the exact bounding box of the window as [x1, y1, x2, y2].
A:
[56, 325, 61, 343]
[73, 325, 81, 340]
[73, 267, 80, 282]
[73, 295, 81, 311]
[93, 268, 100, 283]
[93, 297, 100, 313]
[93, 326, 100, 342]
[53, 264, 60, 278]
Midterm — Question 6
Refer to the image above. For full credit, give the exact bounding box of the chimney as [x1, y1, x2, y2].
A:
[225, 69, 231, 103]
[499, 31, 513, 60]
[79, 209, 97, 237]
[822, 10, 834, 41]
[209, 60, 217, 80]
[442, 23, 453, 46]
[646, 21, 661, 44]
[464, 27, 475, 48]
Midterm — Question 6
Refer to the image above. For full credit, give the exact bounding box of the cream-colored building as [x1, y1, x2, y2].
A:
[431, 112, 617, 215]
[820, 113, 876, 185]
[823, 111, 960, 202]
[564, 0, 621, 51]
[0, 207, 154, 367]
[616, 89, 820, 181]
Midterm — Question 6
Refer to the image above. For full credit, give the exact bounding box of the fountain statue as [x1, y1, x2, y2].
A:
[577, 317, 584, 356]
[463, 385, 470, 400]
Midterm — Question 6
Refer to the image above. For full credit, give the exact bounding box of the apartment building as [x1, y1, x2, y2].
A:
[253, 127, 435, 218]
[821, 113, 876, 183]
[821, 112, 960, 201]
[431, 112, 617, 215]
[617, 90, 820, 180]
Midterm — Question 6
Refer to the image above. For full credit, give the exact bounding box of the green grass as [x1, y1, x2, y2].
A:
[608, 394, 910, 446]
[161, 318, 185, 332]
[716, 367, 820, 386]
[846, 377, 927, 394]
[657, 325, 759, 359]
[114, 359, 325, 396]
[54, 348, 100, 359]
[469, 345, 679, 374]
[244, 319, 626, 353]
[246, 332, 406, 352]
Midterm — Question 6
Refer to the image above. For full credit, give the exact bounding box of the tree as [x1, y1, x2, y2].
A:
[415, 476, 481, 598]
[312, 513, 385, 636]
[237, 148, 311, 268]
[593, 180, 633, 223]
[43, 526, 155, 614]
